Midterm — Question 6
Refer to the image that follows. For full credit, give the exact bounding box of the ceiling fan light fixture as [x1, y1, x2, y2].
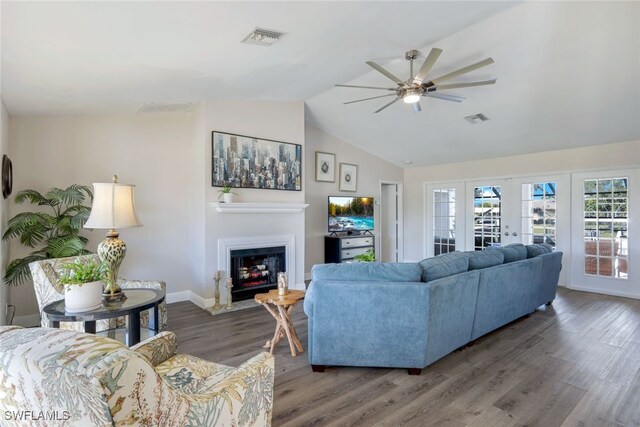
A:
[403, 89, 421, 104]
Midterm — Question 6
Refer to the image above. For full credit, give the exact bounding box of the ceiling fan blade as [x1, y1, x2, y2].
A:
[344, 94, 397, 105]
[412, 48, 443, 84]
[412, 102, 422, 113]
[335, 84, 397, 91]
[435, 79, 497, 90]
[366, 61, 406, 87]
[373, 96, 401, 113]
[430, 58, 494, 85]
[426, 92, 465, 103]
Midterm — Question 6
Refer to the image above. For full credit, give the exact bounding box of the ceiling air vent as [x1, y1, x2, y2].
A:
[241, 28, 285, 46]
[464, 113, 490, 124]
[138, 102, 195, 113]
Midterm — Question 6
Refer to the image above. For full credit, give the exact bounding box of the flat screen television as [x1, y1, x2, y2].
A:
[328, 196, 374, 232]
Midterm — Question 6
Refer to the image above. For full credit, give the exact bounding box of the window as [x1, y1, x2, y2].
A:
[583, 178, 628, 279]
[473, 186, 501, 251]
[521, 182, 557, 248]
[433, 188, 456, 255]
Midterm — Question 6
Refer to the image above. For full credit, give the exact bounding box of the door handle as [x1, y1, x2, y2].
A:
[504, 232, 510, 236]
[512, 232, 518, 236]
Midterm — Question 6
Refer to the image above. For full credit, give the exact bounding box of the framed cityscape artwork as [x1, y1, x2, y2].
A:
[212, 131, 302, 191]
[315, 151, 336, 182]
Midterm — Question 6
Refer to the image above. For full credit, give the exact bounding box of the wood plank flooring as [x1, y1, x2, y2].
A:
[167, 288, 640, 426]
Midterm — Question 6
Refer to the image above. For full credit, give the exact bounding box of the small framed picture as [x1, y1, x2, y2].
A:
[315, 151, 336, 182]
[339, 163, 358, 192]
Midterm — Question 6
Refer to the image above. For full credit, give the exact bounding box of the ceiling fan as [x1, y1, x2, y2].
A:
[336, 48, 496, 113]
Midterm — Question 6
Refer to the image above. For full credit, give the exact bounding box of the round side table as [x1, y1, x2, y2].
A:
[42, 288, 165, 346]
[255, 289, 305, 357]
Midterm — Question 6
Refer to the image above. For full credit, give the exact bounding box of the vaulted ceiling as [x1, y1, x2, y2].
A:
[2, 1, 639, 167]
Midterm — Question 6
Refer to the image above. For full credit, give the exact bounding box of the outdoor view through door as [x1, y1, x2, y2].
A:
[433, 188, 456, 255]
[473, 186, 502, 251]
[521, 182, 557, 248]
[583, 178, 628, 279]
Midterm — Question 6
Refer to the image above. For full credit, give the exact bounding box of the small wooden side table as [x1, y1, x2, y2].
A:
[255, 289, 305, 357]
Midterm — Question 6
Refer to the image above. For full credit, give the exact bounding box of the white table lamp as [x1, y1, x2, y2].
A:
[84, 175, 142, 299]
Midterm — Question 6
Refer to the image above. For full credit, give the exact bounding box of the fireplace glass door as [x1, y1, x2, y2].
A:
[230, 246, 286, 301]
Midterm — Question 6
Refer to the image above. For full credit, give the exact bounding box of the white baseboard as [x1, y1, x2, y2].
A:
[305, 272, 312, 281]
[13, 314, 40, 328]
[166, 291, 190, 304]
[565, 284, 640, 300]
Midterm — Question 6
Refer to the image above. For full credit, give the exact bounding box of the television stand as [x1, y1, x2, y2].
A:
[325, 234, 375, 264]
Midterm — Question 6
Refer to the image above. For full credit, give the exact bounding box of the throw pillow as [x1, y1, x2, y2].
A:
[466, 250, 504, 270]
[419, 251, 469, 283]
[526, 243, 553, 258]
[488, 244, 528, 263]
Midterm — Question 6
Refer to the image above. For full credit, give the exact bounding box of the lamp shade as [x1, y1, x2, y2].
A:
[84, 182, 142, 229]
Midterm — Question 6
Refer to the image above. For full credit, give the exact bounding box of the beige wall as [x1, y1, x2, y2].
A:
[0, 101, 8, 325]
[304, 124, 403, 274]
[403, 139, 640, 261]
[202, 100, 307, 297]
[8, 113, 197, 319]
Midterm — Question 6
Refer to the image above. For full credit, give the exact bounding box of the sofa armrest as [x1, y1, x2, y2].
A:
[186, 352, 275, 426]
[307, 280, 431, 368]
[119, 279, 166, 291]
[131, 331, 177, 366]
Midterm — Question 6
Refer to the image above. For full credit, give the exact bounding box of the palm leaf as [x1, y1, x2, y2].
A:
[69, 209, 91, 230]
[2, 212, 49, 247]
[14, 189, 52, 206]
[3, 253, 49, 286]
[47, 236, 86, 258]
[47, 184, 93, 207]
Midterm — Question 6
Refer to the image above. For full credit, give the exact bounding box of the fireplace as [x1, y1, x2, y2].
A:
[230, 246, 286, 301]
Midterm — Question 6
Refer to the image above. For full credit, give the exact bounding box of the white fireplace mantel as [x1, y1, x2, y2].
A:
[212, 202, 309, 213]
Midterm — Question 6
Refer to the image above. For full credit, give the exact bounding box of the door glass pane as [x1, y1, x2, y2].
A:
[473, 186, 501, 251]
[521, 182, 557, 249]
[583, 177, 628, 279]
[433, 188, 456, 255]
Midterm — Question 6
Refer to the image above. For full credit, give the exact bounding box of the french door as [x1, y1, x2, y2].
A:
[425, 176, 569, 261]
[571, 170, 639, 298]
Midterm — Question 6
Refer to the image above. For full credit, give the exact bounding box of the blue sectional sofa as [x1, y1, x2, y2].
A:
[304, 243, 562, 375]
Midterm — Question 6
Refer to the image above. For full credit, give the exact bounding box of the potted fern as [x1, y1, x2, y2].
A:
[59, 258, 106, 312]
[353, 249, 376, 263]
[2, 184, 93, 286]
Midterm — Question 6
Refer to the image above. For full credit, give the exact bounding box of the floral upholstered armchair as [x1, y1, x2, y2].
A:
[29, 254, 167, 333]
[0, 326, 275, 427]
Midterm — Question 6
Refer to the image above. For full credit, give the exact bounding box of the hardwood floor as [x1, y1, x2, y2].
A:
[167, 288, 640, 426]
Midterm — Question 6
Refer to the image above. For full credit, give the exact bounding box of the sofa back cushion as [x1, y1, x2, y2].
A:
[311, 262, 422, 282]
[419, 252, 469, 283]
[466, 250, 504, 270]
[488, 244, 528, 264]
[526, 243, 553, 258]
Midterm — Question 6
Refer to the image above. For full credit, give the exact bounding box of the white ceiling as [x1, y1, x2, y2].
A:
[2, 2, 638, 168]
[306, 1, 640, 167]
[1, 1, 514, 116]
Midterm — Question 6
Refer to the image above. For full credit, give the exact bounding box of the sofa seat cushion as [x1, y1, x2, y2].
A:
[156, 353, 235, 394]
[526, 243, 554, 258]
[419, 252, 469, 283]
[311, 262, 422, 282]
[489, 244, 528, 263]
[466, 250, 504, 270]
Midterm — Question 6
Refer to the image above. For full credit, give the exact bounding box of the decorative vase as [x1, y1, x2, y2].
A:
[222, 193, 234, 203]
[277, 272, 288, 296]
[65, 281, 104, 313]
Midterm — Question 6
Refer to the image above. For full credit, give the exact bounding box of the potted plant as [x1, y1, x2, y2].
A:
[59, 258, 107, 312]
[353, 249, 376, 263]
[2, 184, 93, 286]
[218, 185, 237, 203]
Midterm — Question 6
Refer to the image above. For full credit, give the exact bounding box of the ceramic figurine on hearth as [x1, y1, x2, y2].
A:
[278, 272, 289, 296]
[225, 278, 233, 309]
[213, 271, 222, 310]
